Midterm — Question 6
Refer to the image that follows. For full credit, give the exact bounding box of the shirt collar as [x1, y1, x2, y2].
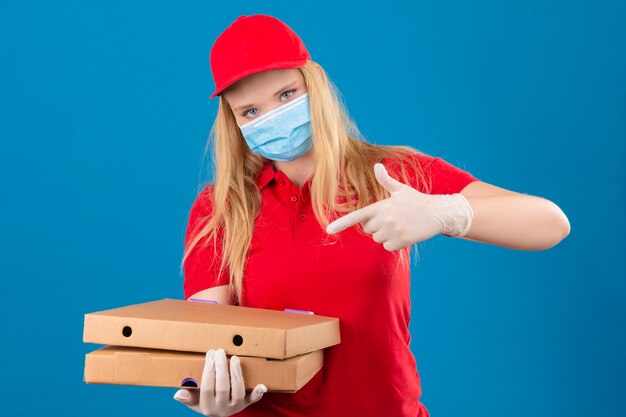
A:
[256, 159, 277, 190]
[255, 159, 314, 192]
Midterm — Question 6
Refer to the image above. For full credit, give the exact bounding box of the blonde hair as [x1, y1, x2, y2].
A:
[180, 60, 433, 306]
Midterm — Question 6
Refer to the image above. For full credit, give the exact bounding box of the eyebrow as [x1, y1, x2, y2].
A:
[233, 81, 299, 112]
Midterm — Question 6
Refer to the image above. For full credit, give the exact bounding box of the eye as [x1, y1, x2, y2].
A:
[280, 89, 296, 100]
[242, 108, 258, 117]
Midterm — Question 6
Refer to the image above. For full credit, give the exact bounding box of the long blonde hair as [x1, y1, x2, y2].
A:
[180, 60, 434, 306]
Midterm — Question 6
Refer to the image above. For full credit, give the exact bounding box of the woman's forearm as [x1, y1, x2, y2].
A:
[458, 194, 570, 250]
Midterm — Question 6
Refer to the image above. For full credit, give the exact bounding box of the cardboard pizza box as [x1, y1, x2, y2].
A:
[83, 299, 341, 359]
[84, 345, 323, 393]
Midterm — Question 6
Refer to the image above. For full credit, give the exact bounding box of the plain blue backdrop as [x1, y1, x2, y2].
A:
[1, 1, 624, 416]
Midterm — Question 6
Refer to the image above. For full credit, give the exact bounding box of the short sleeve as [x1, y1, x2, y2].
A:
[183, 185, 231, 300]
[383, 152, 480, 195]
[420, 155, 480, 194]
[395, 153, 478, 195]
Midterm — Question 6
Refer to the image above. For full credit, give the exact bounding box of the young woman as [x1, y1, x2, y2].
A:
[172, 14, 570, 417]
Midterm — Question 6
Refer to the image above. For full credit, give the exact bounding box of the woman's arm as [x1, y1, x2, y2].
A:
[326, 164, 570, 252]
[458, 180, 571, 251]
[187, 285, 233, 305]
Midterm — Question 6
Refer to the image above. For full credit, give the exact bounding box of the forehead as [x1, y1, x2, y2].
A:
[223, 68, 303, 102]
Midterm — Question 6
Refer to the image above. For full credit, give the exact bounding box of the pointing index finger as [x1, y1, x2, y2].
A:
[326, 203, 378, 234]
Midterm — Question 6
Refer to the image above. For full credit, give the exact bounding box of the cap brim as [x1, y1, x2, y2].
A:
[210, 57, 310, 99]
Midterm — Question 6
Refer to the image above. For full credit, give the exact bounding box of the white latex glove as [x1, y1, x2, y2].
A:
[325, 163, 474, 250]
[173, 348, 268, 416]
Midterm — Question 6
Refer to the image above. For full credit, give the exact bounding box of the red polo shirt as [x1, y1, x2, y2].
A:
[183, 152, 479, 417]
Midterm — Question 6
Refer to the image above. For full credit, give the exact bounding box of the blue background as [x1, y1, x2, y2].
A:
[1, 1, 624, 416]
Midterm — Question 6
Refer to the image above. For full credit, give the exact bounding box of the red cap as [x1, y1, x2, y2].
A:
[209, 14, 311, 99]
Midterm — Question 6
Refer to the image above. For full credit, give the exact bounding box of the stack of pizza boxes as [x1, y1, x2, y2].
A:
[82, 298, 341, 393]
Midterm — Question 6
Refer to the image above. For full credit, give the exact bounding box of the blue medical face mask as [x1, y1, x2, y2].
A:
[237, 93, 313, 162]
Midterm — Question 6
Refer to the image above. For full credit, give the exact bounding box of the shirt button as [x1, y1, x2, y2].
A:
[278, 180, 285, 186]
[291, 196, 298, 202]
[299, 213, 307, 221]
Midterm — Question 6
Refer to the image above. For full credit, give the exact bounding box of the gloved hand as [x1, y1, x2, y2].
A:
[326, 163, 474, 250]
[173, 348, 268, 416]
